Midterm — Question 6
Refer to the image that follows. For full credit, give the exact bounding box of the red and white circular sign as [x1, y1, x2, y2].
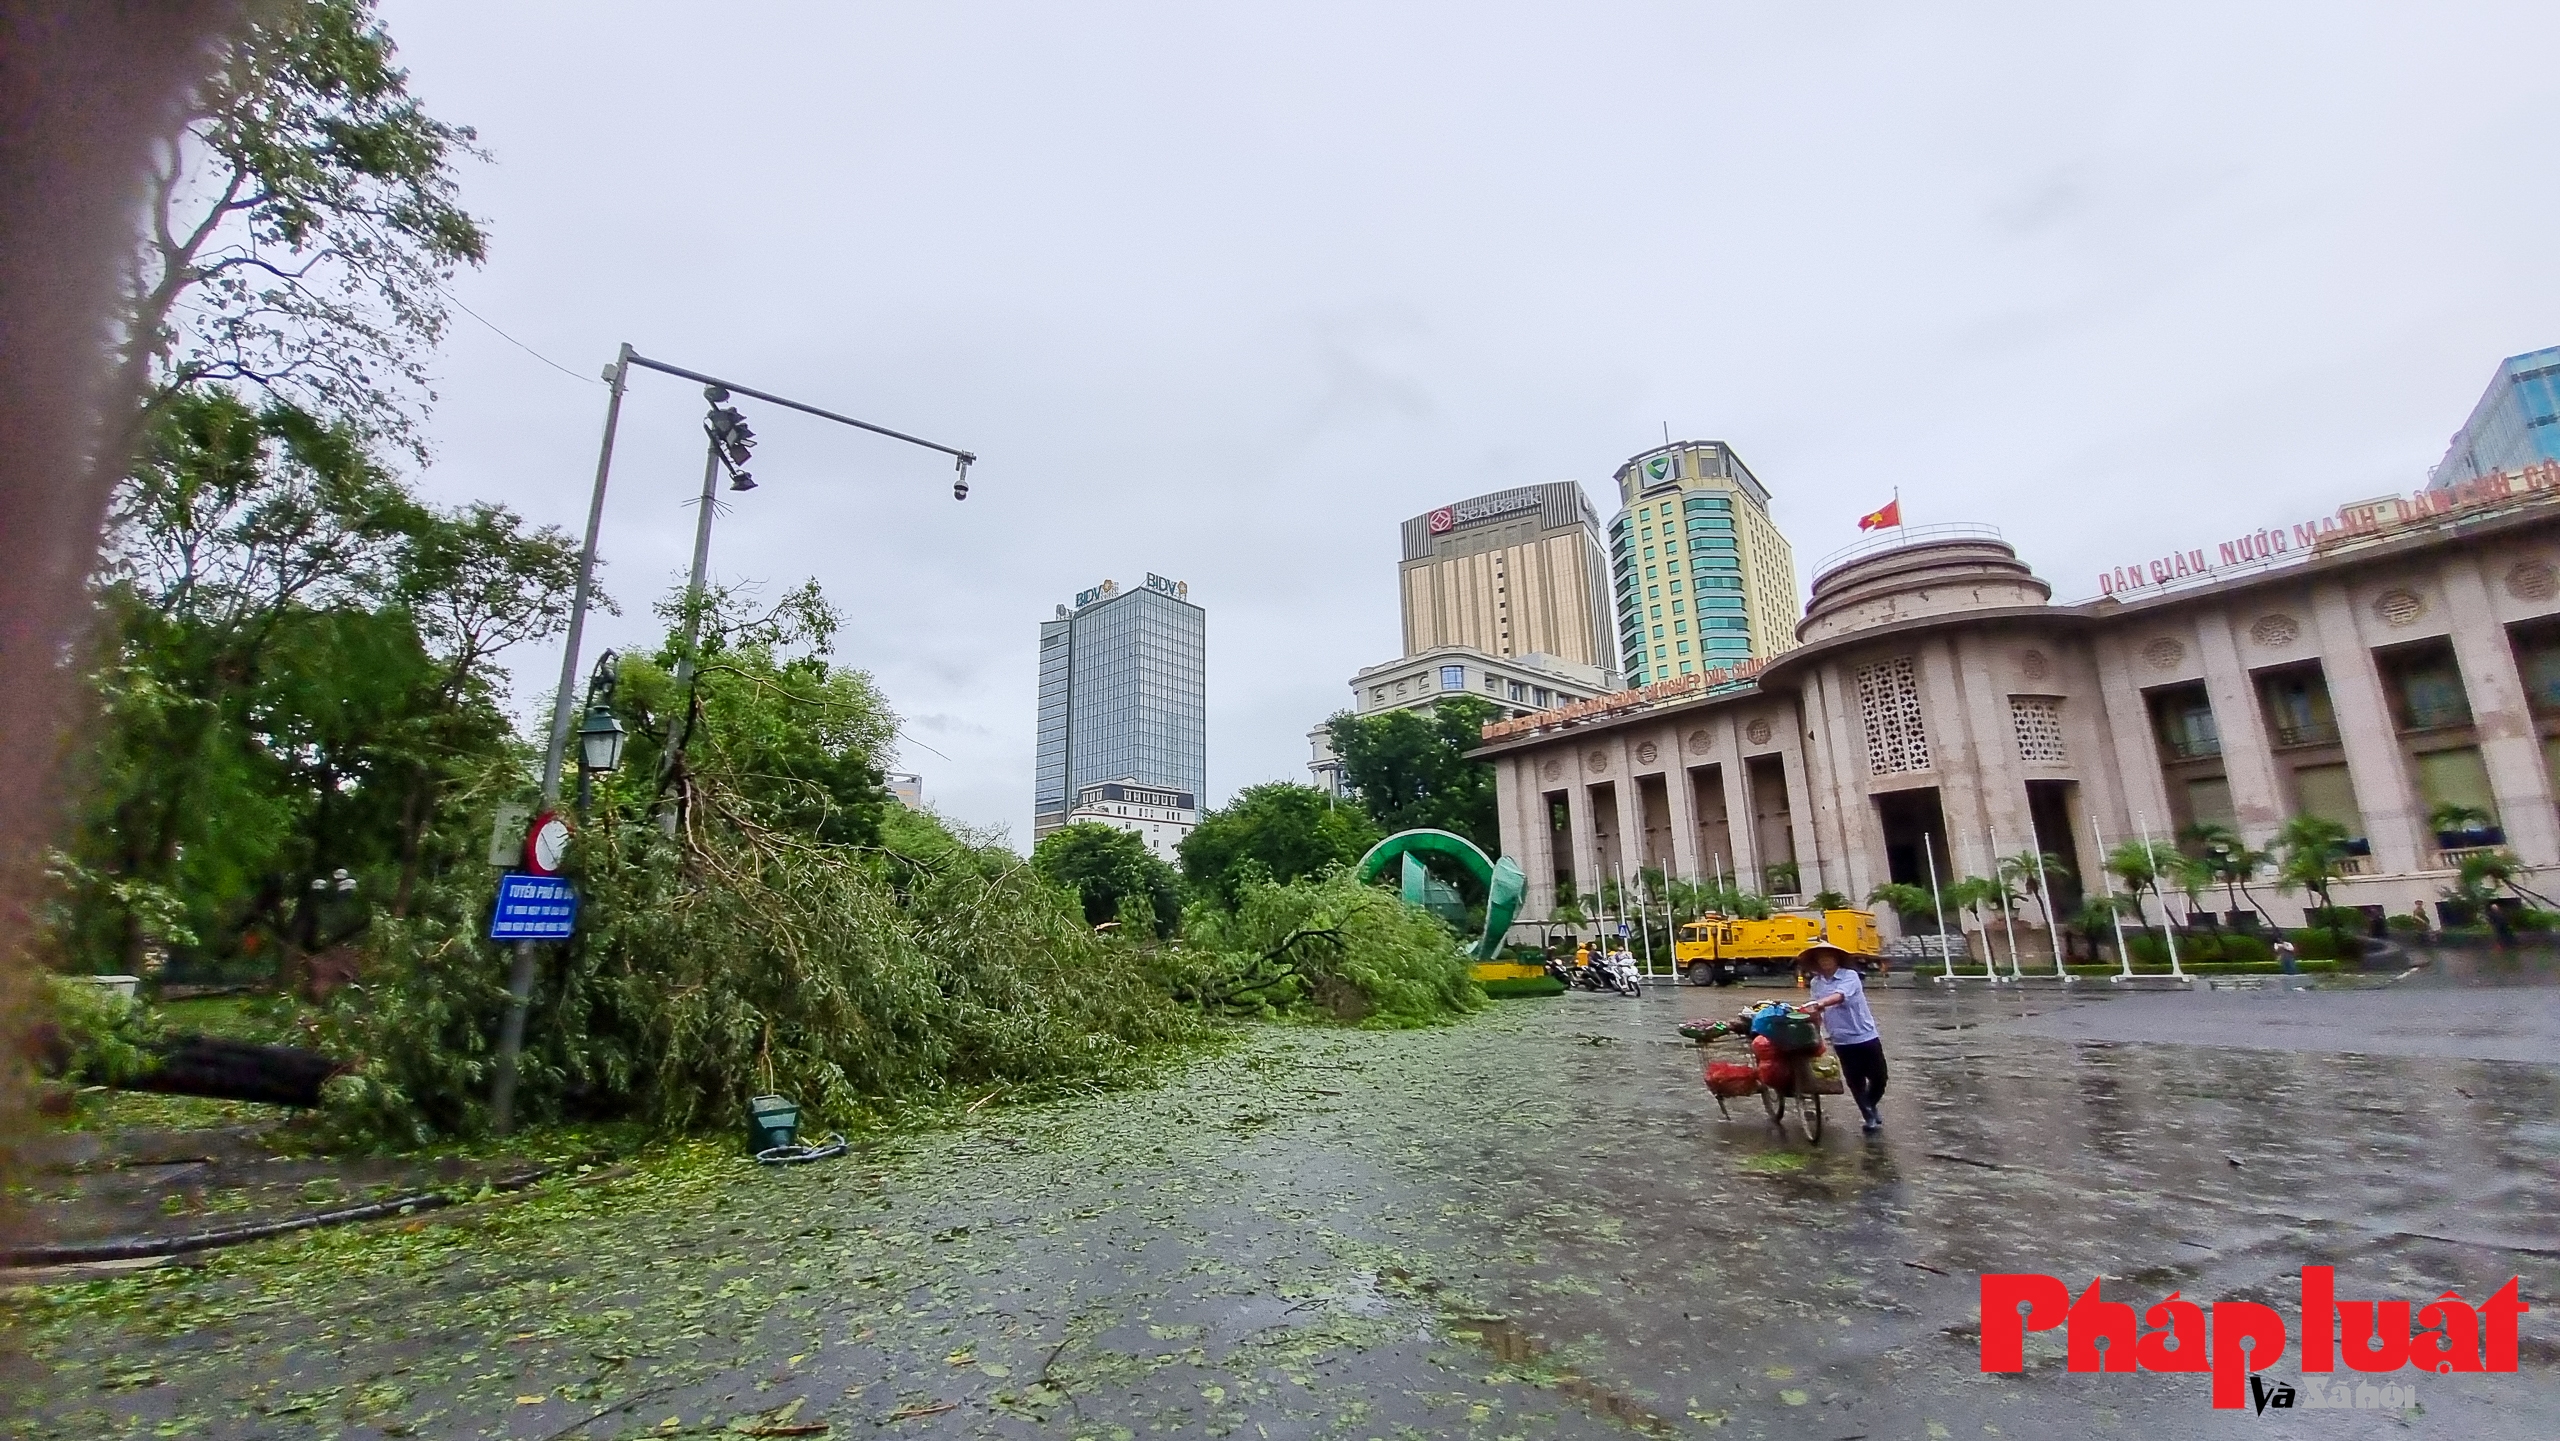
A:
[1427, 506, 1455, 533]
[524, 811, 572, 875]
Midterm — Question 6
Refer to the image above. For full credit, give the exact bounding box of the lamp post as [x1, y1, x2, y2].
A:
[574, 649, 625, 812]
[487, 345, 975, 1135]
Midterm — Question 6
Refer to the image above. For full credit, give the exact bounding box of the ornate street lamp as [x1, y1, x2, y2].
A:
[574, 650, 625, 810]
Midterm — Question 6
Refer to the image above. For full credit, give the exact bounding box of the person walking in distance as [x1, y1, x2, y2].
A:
[1804, 949, 1888, 1134]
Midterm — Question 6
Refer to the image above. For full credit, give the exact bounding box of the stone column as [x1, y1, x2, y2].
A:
[2193, 605, 2287, 842]
[1720, 711, 1760, 887]
[2442, 557, 2560, 865]
[2309, 579, 2426, 874]
[1566, 767, 1602, 913]
[1776, 722, 1823, 898]
[1511, 756, 1557, 919]
[1810, 666, 1875, 903]
[1950, 632, 2037, 869]
[1494, 755, 1528, 869]
[1661, 720, 1703, 883]
[1611, 731, 1646, 887]
[2089, 630, 2173, 847]
[1919, 635, 1990, 879]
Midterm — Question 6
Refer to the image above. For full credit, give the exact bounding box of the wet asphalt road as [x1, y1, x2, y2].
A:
[9, 956, 2558, 1439]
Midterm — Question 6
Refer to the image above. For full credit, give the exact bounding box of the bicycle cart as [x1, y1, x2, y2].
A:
[1680, 1005, 1843, 1143]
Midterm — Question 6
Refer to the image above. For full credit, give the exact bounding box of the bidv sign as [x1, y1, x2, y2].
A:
[1427, 492, 1542, 534]
[1143, 573, 1189, 600]
[1074, 578, 1119, 609]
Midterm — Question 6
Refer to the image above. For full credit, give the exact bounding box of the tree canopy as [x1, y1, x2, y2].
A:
[124, 0, 488, 455]
[1178, 783, 1380, 909]
[1031, 823, 1185, 936]
[1324, 696, 1502, 857]
[49, 390, 581, 983]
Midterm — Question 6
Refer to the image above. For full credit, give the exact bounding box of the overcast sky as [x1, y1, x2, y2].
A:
[379, 1, 2560, 846]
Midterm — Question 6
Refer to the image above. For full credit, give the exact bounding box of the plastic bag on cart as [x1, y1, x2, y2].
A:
[1808, 1052, 1846, 1095]
[1749, 1034, 1789, 1088]
[1703, 1059, 1761, 1098]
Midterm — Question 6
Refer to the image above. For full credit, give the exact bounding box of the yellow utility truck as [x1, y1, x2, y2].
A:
[1674, 910, 1884, 985]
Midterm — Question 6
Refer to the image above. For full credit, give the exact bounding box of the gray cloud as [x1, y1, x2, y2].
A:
[384, 0, 2560, 844]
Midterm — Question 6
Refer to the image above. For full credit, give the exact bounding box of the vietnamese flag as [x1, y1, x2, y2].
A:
[1857, 498, 1902, 531]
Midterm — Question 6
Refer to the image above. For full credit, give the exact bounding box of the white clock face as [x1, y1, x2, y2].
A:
[529, 815, 571, 874]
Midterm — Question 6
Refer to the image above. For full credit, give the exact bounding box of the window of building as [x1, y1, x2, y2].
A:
[1439, 665, 1465, 691]
[1649, 604, 1662, 619]
[1645, 566, 1658, 580]
[2259, 665, 2341, 747]
[1534, 687, 1550, 706]
[1679, 661, 1694, 674]
[2415, 748, 2497, 826]
[1647, 584, 1660, 599]
[1677, 640, 1691, 654]
[2148, 683, 2220, 759]
[2291, 762, 2365, 840]
[1652, 625, 1665, 639]
[2010, 696, 2067, 763]
[1855, 655, 1932, 775]
[2378, 642, 2471, 731]
[1482, 672, 1500, 692]
[1508, 681, 1525, 700]
[1673, 619, 1688, 634]
[1671, 599, 1686, 614]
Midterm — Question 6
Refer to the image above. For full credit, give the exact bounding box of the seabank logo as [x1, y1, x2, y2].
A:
[1978, 1266, 2527, 1410]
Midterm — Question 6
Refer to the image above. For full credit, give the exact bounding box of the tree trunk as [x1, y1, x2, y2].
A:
[390, 764, 429, 917]
[133, 1033, 346, 1108]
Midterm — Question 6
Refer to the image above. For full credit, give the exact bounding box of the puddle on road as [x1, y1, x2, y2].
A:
[1442, 1305, 1676, 1435]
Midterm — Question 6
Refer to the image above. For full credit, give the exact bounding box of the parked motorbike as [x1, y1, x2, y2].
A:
[1589, 948, 1644, 997]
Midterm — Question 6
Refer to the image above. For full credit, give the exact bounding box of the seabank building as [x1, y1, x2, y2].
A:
[1472, 466, 2560, 941]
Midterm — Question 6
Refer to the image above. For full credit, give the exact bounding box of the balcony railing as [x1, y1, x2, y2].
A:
[2158, 732, 2223, 760]
[2270, 719, 2341, 748]
[2398, 700, 2473, 731]
[2433, 844, 2504, 871]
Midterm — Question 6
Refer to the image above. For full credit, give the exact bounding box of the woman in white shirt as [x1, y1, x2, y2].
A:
[1803, 950, 1887, 1135]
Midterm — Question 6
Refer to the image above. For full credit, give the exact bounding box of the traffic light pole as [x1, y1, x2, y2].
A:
[487, 346, 974, 1136]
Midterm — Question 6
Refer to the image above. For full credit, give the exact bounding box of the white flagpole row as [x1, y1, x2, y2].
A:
[1992, 822, 2023, 982]
[2092, 812, 2135, 982]
[2135, 812, 2190, 984]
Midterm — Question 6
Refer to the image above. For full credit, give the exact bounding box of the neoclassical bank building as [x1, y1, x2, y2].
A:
[1471, 470, 2560, 942]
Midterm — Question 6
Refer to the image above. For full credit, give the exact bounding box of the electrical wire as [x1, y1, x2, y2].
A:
[439, 283, 602, 386]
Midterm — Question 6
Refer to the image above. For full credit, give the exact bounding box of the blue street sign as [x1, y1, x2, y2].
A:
[490, 872, 579, 941]
[1615, 922, 1629, 936]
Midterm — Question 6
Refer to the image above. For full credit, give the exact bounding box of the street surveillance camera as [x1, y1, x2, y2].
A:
[704, 383, 730, 403]
[953, 477, 970, 501]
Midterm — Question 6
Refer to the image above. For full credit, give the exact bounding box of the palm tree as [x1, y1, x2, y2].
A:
[2427, 802, 2499, 846]
[2272, 814, 2356, 953]
[1998, 849, 2073, 963]
[2180, 821, 2275, 930]
[1869, 880, 1944, 961]
[1944, 875, 2002, 956]
[1552, 880, 1589, 937]
[2445, 847, 2555, 917]
[2165, 852, 2215, 928]
[2104, 838, 2181, 928]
